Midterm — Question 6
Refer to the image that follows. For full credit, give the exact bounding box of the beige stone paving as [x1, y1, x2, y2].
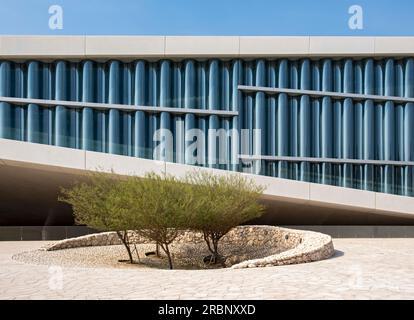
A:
[0, 239, 413, 299]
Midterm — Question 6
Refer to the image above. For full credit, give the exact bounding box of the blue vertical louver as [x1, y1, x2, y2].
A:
[0, 58, 413, 196]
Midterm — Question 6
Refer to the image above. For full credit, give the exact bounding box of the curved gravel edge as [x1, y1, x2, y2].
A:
[42, 226, 335, 268]
[231, 228, 334, 269]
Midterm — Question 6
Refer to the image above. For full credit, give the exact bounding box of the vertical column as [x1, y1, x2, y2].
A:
[384, 59, 395, 194]
[221, 62, 231, 170]
[333, 61, 343, 186]
[134, 60, 147, 158]
[96, 64, 107, 153]
[312, 61, 321, 183]
[208, 59, 220, 168]
[254, 59, 266, 175]
[174, 62, 184, 163]
[13, 64, 25, 141]
[122, 65, 133, 156]
[243, 62, 254, 173]
[267, 61, 277, 177]
[108, 60, 121, 155]
[184, 60, 196, 165]
[55, 61, 69, 147]
[231, 59, 242, 172]
[160, 60, 172, 162]
[278, 59, 289, 179]
[354, 61, 363, 189]
[27, 61, 42, 143]
[148, 63, 159, 160]
[197, 62, 207, 167]
[42, 64, 53, 145]
[375, 62, 385, 192]
[290, 61, 299, 180]
[82, 60, 95, 151]
[343, 59, 354, 188]
[321, 59, 333, 185]
[0, 62, 12, 139]
[395, 61, 405, 195]
[404, 59, 414, 196]
[299, 59, 311, 182]
[363, 59, 375, 191]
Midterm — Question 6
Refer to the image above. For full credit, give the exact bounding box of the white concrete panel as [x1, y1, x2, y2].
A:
[85, 36, 165, 58]
[0, 36, 85, 58]
[374, 37, 414, 55]
[310, 183, 376, 210]
[85, 151, 165, 176]
[239, 36, 309, 56]
[309, 37, 375, 56]
[250, 174, 310, 201]
[0, 138, 85, 170]
[165, 36, 239, 57]
[375, 192, 414, 215]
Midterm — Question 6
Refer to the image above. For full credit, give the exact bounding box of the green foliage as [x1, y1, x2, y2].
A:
[185, 171, 265, 263]
[59, 169, 265, 269]
[120, 172, 194, 269]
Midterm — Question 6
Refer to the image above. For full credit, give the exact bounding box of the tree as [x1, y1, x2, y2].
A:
[185, 171, 265, 265]
[59, 172, 139, 264]
[121, 173, 193, 269]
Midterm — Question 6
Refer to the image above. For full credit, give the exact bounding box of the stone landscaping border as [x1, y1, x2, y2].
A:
[43, 226, 334, 268]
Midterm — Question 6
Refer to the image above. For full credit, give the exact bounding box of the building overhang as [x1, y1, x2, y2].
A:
[0, 36, 413, 61]
[1, 138, 414, 225]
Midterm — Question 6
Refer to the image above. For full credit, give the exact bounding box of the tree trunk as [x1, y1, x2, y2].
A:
[159, 243, 174, 269]
[116, 231, 133, 264]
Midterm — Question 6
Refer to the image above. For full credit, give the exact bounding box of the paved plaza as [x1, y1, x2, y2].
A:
[0, 239, 413, 299]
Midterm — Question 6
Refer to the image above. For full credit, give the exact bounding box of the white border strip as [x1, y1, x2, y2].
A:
[239, 154, 414, 167]
[238, 85, 414, 104]
[0, 96, 238, 117]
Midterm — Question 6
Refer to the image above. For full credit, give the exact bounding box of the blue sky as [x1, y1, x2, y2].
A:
[0, 0, 412, 35]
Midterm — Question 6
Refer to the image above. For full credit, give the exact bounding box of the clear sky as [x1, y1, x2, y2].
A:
[0, 0, 412, 35]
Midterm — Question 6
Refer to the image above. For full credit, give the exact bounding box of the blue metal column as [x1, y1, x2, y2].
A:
[243, 62, 254, 173]
[208, 60, 220, 168]
[82, 60, 94, 151]
[290, 61, 299, 180]
[363, 59, 375, 191]
[395, 61, 405, 195]
[254, 59, 266, 175]
[221, 62, 231, 170]
[375, 62, 385, 192]
[231, 59, 242, 172]
[384, 59, 395, 194]
[311, 61, 321, 183]
[354, 61, 363, 189]
[173, 62, 183, 163]
[55, 61, 69, 147]
[134, 60, 147, 158]
[278, 59, 289, 179]
[108, 61, 121, 155]
[299, 59, 311, 182]
[184, 60, 196, 165]
[148, 63, 159, 160]
[267, 61, 277, 177]
[122, 65, 133, 156]
[13, 64, 25, 141]
[197, 62, 207, 167]
[343, 59, 354, 188]
[321, 59, 333, 185]
[404, 58, 414, 196]
[160, 60, 172, 162]
[27, 61, 41, 143]
[42, 64, 53, 145]
[333, 61, 343, 186]
[0, 62, 12, 139]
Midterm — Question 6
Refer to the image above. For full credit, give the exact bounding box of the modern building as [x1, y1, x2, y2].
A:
[1, 36, 414, 227]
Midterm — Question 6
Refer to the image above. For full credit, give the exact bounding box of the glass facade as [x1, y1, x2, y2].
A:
[0, 58, 413, 196]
